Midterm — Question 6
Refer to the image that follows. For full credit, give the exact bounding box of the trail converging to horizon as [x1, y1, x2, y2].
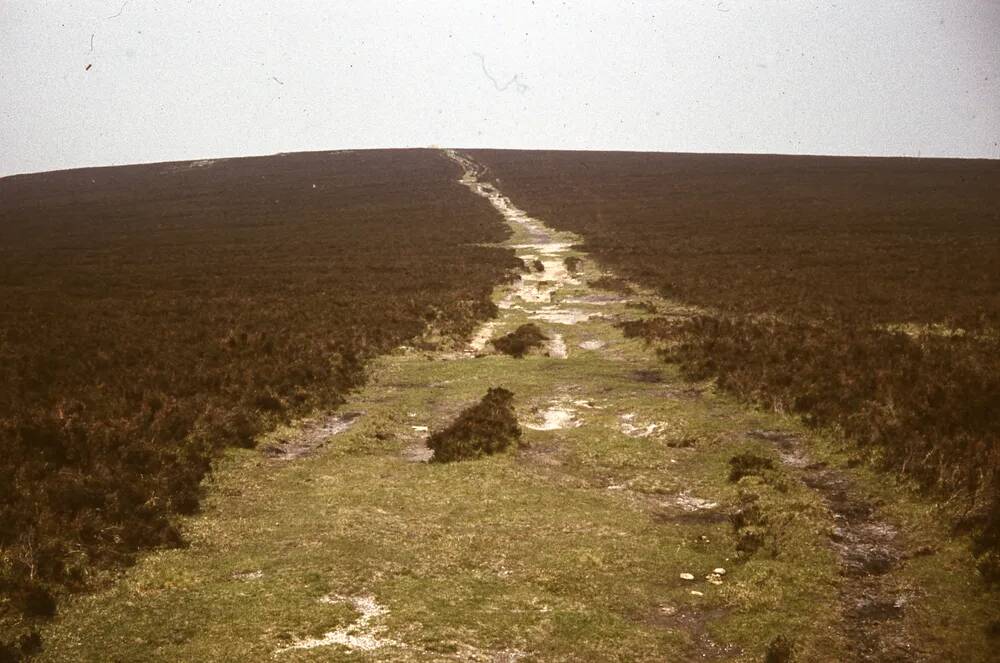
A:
[32, 151, 996, 662]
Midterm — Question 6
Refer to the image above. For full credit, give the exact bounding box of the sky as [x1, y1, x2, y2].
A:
[1, 1, 999, 176]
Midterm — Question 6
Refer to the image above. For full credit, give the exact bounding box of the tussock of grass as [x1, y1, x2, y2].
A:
[427, 388, 522, 462]
[729, 453, 776, 483]
[490, 324, 549, 358]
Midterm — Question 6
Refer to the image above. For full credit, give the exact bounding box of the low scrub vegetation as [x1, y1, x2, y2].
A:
[427, 388, 522, 462]
[0, 149, 519, 651]
[471, 149, 1000, 577]
[490, 323, 549, 358]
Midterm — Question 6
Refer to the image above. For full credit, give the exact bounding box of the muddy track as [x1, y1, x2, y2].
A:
[448, 150, 910, 660]
[451, 149, 920, 661]
[754, 429, 916, 662]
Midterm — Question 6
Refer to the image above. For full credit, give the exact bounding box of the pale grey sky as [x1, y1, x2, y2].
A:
[1, 0, 998, 176]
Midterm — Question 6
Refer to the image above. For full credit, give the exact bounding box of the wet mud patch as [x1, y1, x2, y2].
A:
[528, 307, 593, 325]
[751, 430, 913, 661]
[653, 507, 730, 527]
[546, 333, 568, 358]
[562, 294, 627, 306]
[631, 369, 665, 383]
[277, 594, 403, 655]
[646, 604, 741, 661]
[654, 492, 729, 526]
[524, 407, 579, 431]
[261, 412, 362, 460]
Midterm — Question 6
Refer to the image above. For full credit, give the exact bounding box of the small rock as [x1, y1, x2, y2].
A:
[690, 590, 704, 596]
[713, 567, 726, 575]
[411, 425, 429, 432]
[706, 574, 723, 585]
[679, 573, 695, 581]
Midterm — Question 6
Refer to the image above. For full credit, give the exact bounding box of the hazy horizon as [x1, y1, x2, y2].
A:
[2, 0, 999, 177]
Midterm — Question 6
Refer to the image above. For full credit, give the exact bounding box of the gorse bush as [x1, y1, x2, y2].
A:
[427, 388, 522, 462]
[0, 149, 519, 649]
[471, 149, 1000, 577]
[490, 323, 549, 358]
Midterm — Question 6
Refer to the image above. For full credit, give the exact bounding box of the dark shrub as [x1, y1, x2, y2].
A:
[491, 324, 549, 358]
[764, 634, 795, 662]
[0, 642, 20, 663]
[427, 388, 522, 462]
[563, 256, 582, 273]
[532, 259, 545, 272]
[587, 276, 634, 295]
[17, 633, 41, 657]
[15, 583, 56, 619]
[729, 453, 776, 482]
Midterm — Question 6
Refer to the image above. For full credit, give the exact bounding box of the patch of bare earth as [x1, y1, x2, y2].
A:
[260, 412, 363, 460]
[647, 604, 741, 661]
[748, 429, 915, 662]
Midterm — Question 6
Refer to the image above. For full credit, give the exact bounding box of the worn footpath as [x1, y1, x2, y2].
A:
[36, 152, 1000, 662]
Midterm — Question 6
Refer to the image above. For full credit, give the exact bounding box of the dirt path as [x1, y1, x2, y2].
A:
[33, 152, 1000, 662]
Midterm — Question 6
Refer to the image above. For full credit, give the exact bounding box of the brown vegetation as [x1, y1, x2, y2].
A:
[470, 149, 1000, 578]
[490, 323, 549, 358]
[0, 149, 518, 652]
[427, 388, 522, 462]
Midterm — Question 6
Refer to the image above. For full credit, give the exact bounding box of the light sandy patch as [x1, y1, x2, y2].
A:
[277, 595, 403, 655]
[512, 278, 556, 304]
[619, 413, 664, 438]
[670, 493, 720, 512]
[468, 320, 497, 352]
[511, 241, 573, 254]
[563, 295, 625, 306]
[547, 333, 568, 358]
[525, 405, 579, 431]
[261, 412, 362, 460]
[529, 307, 592, 325]
[579, 339, 606, 351]
[402, 443, 434, 463]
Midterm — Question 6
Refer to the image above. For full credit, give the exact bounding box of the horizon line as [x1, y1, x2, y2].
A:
[3, 144, 999, 180]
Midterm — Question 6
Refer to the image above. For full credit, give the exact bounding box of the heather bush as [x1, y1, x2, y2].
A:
[491, 324, 549, 358]
[427, 388, 522, 462]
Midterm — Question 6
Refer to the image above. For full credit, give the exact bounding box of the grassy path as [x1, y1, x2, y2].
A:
[37, 152, 999, 662]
